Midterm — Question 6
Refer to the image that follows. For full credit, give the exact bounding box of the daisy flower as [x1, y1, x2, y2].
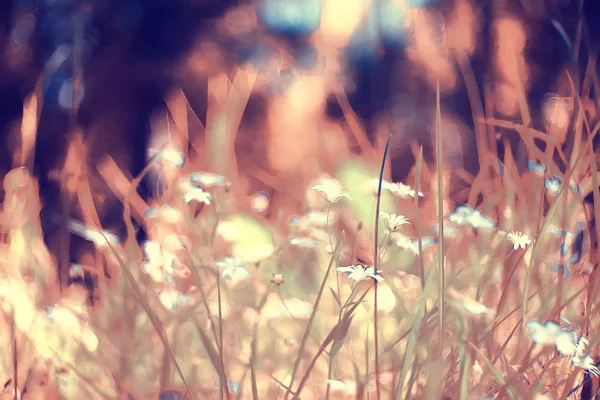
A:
[180, 179, 212, 204]
[337, 265, 383, 282]
[311, 175, 351, 203]
[379, 212, 410, 233]
[141, 241, 177, 284]
[214, 257, 250, 281]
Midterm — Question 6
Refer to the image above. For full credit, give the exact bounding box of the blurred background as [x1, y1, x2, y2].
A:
[0, 0, 599, 250]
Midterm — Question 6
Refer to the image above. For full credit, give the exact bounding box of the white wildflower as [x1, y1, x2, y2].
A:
[148, 147, 186, 167]
[311, 175, 351, 203]
[214, 257, 250, 281]
[505, 231, 533, 250]
[379, 212, 410, 233]
[180, 179, 212, 204]
[141, 241, 177, 284]
[337, 265, 383, 282]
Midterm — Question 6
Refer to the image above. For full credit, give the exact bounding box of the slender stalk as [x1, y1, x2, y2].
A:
[435, 80, 445, 360]
[373, 133, 392, 399]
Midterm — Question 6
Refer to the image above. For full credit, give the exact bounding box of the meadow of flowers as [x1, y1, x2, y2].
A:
[1, 1, 600, 399]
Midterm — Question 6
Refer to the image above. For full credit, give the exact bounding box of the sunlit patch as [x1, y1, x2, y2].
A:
[262, 295, 313, 319]
[327, 378, 347, 391]
[189, 172, 230, 188]
[447, 205, 497, 229]
[337, 265, 383, 282]
[208, 302, 232, 319]
[81, 325, 99, 352]
[543, 95, 570, 129]
[147, 147, 186, 168]
[142, 241, 177, 284]
[0, 278, 37, 331]
[232, 243, 275, 264]
[215, 257, 250, 281]
[157, 289, 194, 311]
[143, 205, 184, 224]
[320, 0, 365, 46]
[289, 236, 320, 247]
[251, 191, 270, 214]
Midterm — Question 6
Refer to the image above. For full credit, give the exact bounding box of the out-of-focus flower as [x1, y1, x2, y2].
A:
[289, 236, 320, 248]
[459, 297, 494, 316]
[393, 233, 438, 255]
[63, 218, 120, 248]
[251, 191, 270, 214]
[379, 212, 410, 233]
[179, 179, 212, 204]
[525, 320, 564, 345]
[368, 179, 424, 198]
[448, 288, 495, 316]
[572, 353, 600, 377]
[337, 265, 382, 282]
[544, 176, 562, 195]
[270, 273, 285, 286]
[289, 227, 337, 253]
[69, 264, 85, 280]
[190, 172, 230, 188]
[387, 182, 424, 198]
[526, 160, 547, 175]
[432, 223, 458, 237]
[311, 175, 351, 203]
[158, 289, 194, 311]
[447, 205, 497, 229]
[142, 241, 177, 284]
[525, 319, 587, 357]
[147, 147, 186, 168]
[214, 257, 250, 281]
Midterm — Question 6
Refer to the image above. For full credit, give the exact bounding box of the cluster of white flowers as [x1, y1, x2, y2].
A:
[525, 320, 599, 377]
